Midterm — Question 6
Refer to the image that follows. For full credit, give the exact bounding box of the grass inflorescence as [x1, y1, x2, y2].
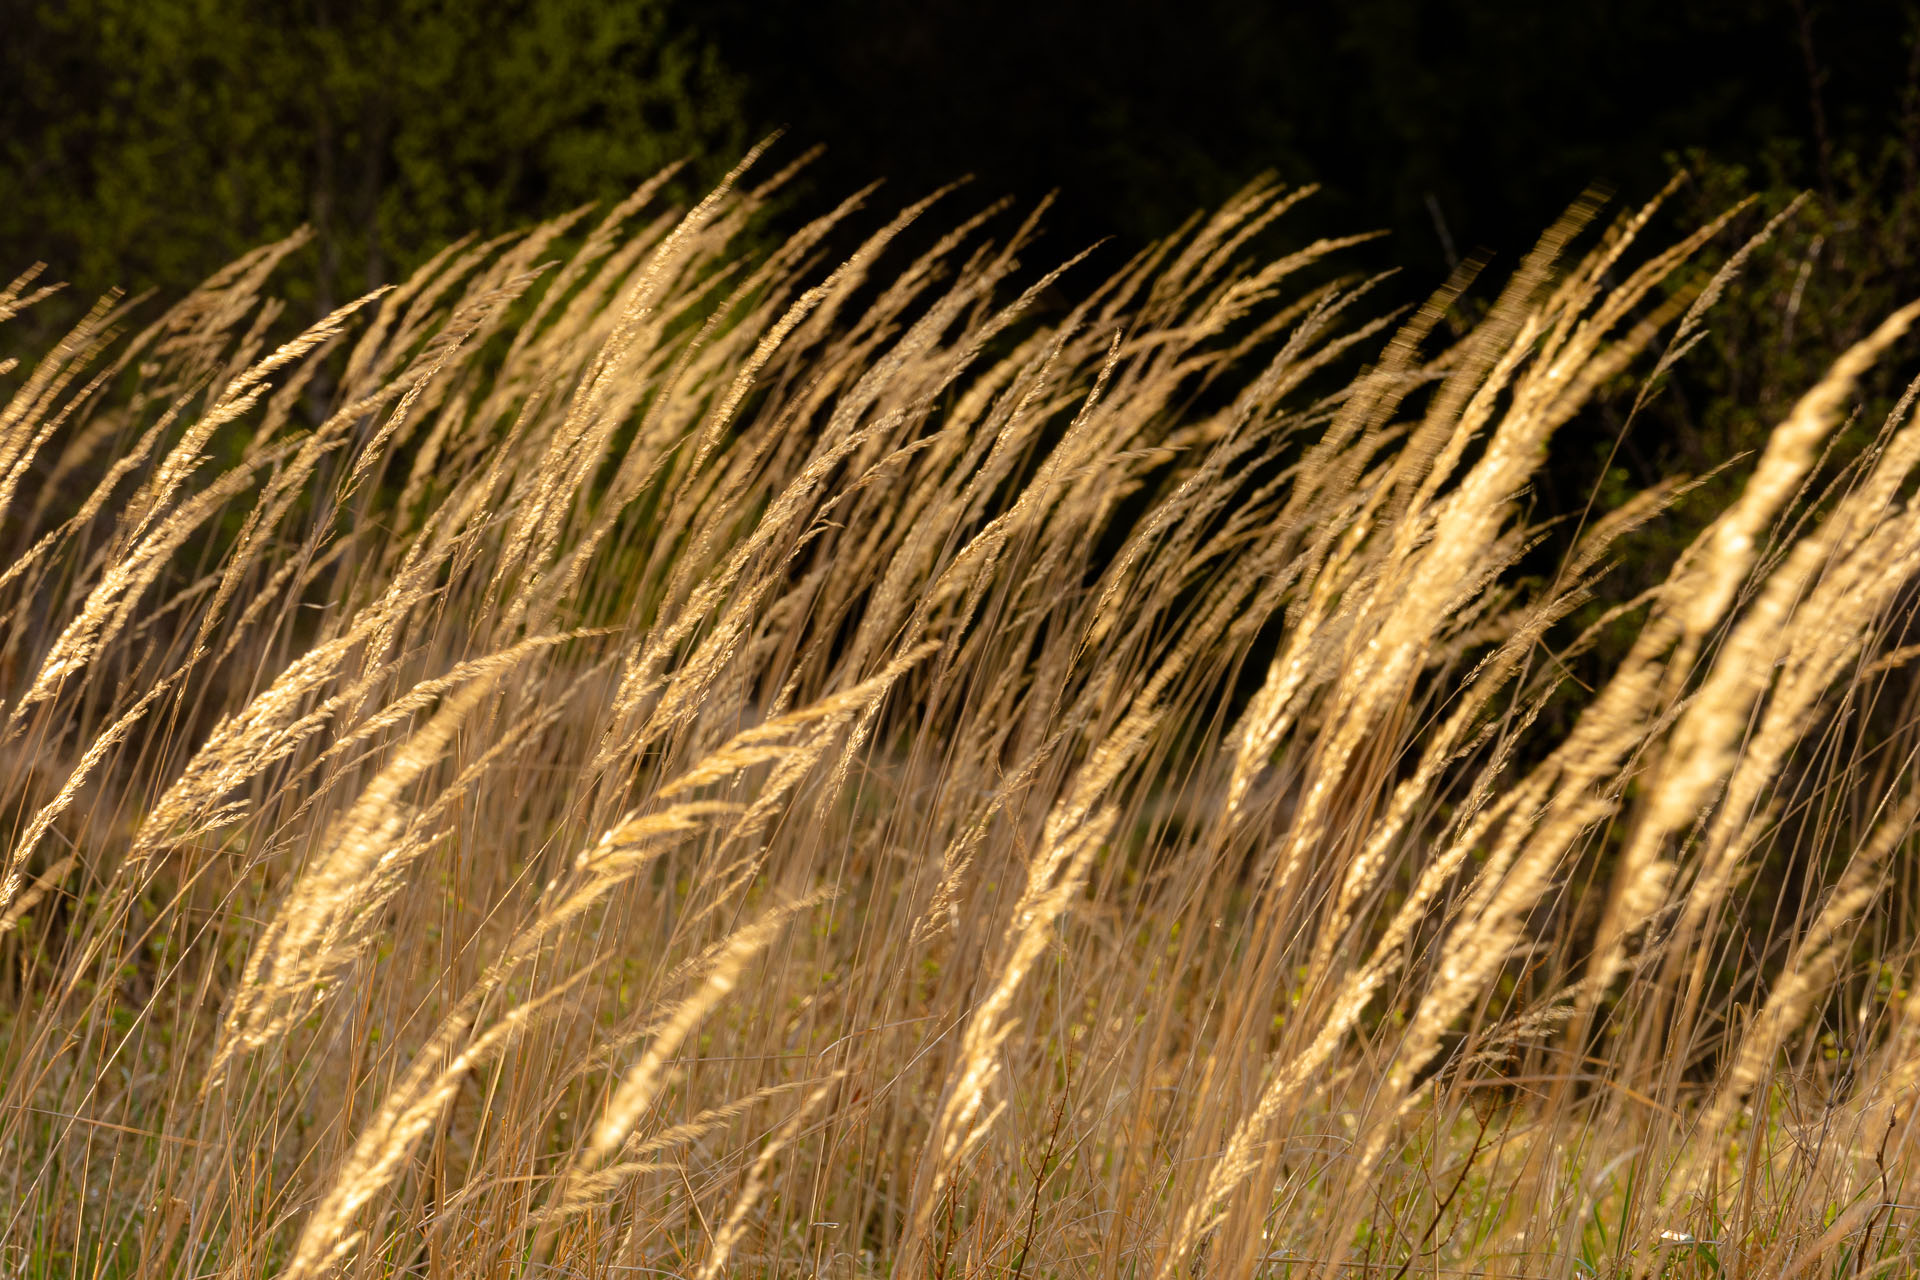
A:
[3, 151, 1920, 1279]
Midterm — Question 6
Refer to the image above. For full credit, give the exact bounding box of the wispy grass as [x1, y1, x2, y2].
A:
[3, 150, 1919, 1279]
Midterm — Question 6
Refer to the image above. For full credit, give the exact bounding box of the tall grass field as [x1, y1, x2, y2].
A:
[5, 150, 1920, 1278]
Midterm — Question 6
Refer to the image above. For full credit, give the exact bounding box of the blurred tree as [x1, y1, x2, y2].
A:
[0, 0, 746, 309]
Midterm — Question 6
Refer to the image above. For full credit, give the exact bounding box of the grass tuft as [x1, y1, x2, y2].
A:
[3, 154, 1920, 1278]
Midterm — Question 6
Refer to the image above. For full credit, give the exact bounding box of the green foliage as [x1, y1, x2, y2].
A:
[0, 0, 746, 305]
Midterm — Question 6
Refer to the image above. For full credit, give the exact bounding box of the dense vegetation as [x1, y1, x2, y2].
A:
[5, 143, 1920, 1277]
[9, 3, 1920, 1274]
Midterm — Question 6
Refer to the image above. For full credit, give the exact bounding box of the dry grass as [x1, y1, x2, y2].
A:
[3, 151, 1920, 1279]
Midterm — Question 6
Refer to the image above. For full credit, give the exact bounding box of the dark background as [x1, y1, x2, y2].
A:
[702, 0, 1910, 269]
[3, 0, 1914, 302]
